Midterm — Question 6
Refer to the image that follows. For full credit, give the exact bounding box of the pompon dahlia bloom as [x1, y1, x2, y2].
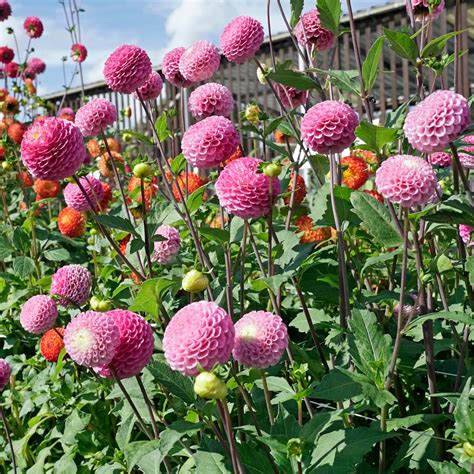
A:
[71, 43, 87, 63]
[95, 310, 154, 379]
[132, 70, 163, 101]
[34, 179, 60, 198]
[50, 264, 92, 307]
[459, 153, 474, 170]
[404, 90, 470, 153]
[98, 151, 123, 179]
[20, 295, 58, 334]
[408, 0, 445, 21]
[40, 328, 65, 362]
[182, 116, 239, 168]
[375, 154, 438, 208]
[215, 157, 281, 219]
[103, 44, 152, 94]
[179, 40, 220, 82]
[294, 9, 335, 51]
[276, 84, 308, 109]
[459, 225, 473, 246]
[64, 175, 104, 211]
[75, 98, 117, 137]
[301, 101, 359, 154]
[0, 1, 11, 22]
[20, 118, 86, 180]
[152, 225, 181, 264]
[220, 16, 264, 64]
[341, 156, 369, 190]
[233, 311, 288, 369]
[163, 301, 235, 376]
[162, 47, 192, 88]
[429, 152, 451, 167]
[188, 83, 234, 121]
[295, 215, 332, 244]
[59, 107, 75, 122]
[24, 16, 44, 38]
[0, 359, 11, 391]
[4, 61, 19, 78]
[58, 207, 86, 238]
[8, 122, 27, 144]
[0, 46, 14, 63]
[64, 311, 120, 367]
[463, 135, 474, 145]
[27, 57, 46, 74]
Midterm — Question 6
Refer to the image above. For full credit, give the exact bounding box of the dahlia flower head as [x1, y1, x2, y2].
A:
[4, 61, 19, 78]
[0, 1, 11, 22]
[103, 44, 152, 94]
[463, 135, 474, 145]
[294, 9, 335, 51]
[277, 84, 308, 109]
[301, 101, 359, 154]
[429, 152, 451, 167]
[24, 16, 43, 38]
[64, 175, 104, 211]
[50, 264, 92, 307]
[404, 90, 470, 153]
[163, 301, 235, 376]
[132, 70, 163, 101]
[71, 43, 87, 63]
[152, 225, 181, 264]
[182, 115, 240, 168]
[40, 327, 65, 362]
[20, 295, 58, 334]
[233, 311, 288, 369]
[459, 153, 474, 170]
[179, 40, 220, 82]
[215, 157, 281, 219]
[188, 83, 234, 121]
[75, 98, 117, 137]
[27, 57, 46, 75]
[220, 16, 264, 64]
[375, 154, 438, 208]
[0, 359, 11, 391]
[161, 47, 193, 88]
[459, 224, 473, 246]
[95, 310, 154, 379]
[0, 46, 14, 64]
[408, 0, 445, 21]
[64, 311, 120, 367]
[20, 118, 86, 180]
[59, 107, 75, 122]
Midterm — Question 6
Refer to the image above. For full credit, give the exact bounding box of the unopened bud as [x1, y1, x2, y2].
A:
[194, 372, 227, 400]
[182, 269, 209, 293]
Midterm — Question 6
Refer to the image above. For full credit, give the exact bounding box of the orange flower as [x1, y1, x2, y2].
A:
[364, 189, 384, 203]
[40, 328, 65, 362]
[18, 170, 34, 187]
[128, 175, 158, 210]
[350, 148, 378, 174]
[3, 96, 19, 115]
[284, 172, 306, 206]
[99, 182, 113, 210]
[105, 137, 121, 153]
[0, 88, 7, 101]
[341, 156, 369, 190]
[274, 130, 294, 144]
[98, 151, 124, 179]
[24, 78, 36, 95]
[57, 207, 86, 237]
[34, 179, 61, 198]
[7, 122, 27, 144]
[172, 172, 207, 202]
[87, 139, 101, 159]
[295, 215, 331, 244]
[221, 146, 243, 167]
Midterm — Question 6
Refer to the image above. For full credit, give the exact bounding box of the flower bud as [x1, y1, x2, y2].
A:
[194, 371, 227, 400]
[182, 269, 209, 293]
[263, 163, 282, 177]
[122, 132, 133, 143]
[1, 162, 12, 172]
[97, 300, 111, 312]
[90, 296, 100, 310]
[123, 106, 132, 118]
[463, 441, 474, 457]
[256, 63, 271, 85]
[245, 104, 261, 125]
[133, 163, 152, 179]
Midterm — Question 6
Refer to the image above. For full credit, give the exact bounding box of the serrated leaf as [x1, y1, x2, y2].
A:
[453, 377, 474, 441]
[0, 236, 13, 260]
[421, 31, 464, 58]
[199, 226, 230, 245]
[355, 121, 399, 152]
[384, 28, 418, 63]
[317, 0, 341, 34]
[267, 67, 318, 91]
[155, 112, 171, 142]
[405, 312, 474, 332]
[185, 183, 208, 214]
[94, 215, 137, 236]
[467, 256, 474, 287]
[170, 153, 186, 175]
[13, 256, 35, 278]
[362, 36, 385, 91]
[290, 0, 304, 27]
[44, 248, 71, 262]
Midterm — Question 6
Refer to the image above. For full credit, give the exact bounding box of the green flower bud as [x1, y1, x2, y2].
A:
[122, 132, 133, 143]
[133, 163, 152, 178]
[182, 269, 209, 293]
[1, 162, 12, 172]
[194, 372, 227, 400]
[463, 441, 474, 457]
[97, 300, 111, 312]
[90, 296, 101, 310]
[245, 104, 261, 125]
[263, 163, 282, 178]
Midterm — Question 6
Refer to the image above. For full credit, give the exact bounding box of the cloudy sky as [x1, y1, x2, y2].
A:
[2, 0, 384, 95]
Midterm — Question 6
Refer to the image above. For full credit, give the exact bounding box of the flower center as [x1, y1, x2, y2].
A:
[240, 323, 258, 342]
[71, 328, 95, 353]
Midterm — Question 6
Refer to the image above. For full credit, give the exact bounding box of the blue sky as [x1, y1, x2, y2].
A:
[2, 0, 385, 95]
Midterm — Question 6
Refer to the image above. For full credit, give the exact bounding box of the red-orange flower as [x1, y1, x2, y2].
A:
[172, 172, 207, 202]
[341, 156, 369, 190]
[57, 207, 86, 237]
[295, 215, 332, 244]
[40, 328, 65, 362]
[34, 179, 61, 198]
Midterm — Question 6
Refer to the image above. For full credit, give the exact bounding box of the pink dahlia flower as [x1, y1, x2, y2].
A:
[0, 359, 11, 391]
[0, 1, 12, 22]
[20, 295, 58, 334]
[64, 311, 120, 367]
[132, 71, 163, 101]
[24, 16, 43, 38]
[404, 90, 470, 153]
[215, 157, 281, 219]
[64, 175, 105, 211]
[276, 84, 308, 109]
[103, 44, 152, 94]
[459, 153, 474, 170]
[233, 311, 288, 369]
[152, 225, 181, 264]
[295, 9, 335, 51]
[429, 152, 451, 167]
[179, 40, 220, 83]
[220, 16, 264, 64]
[95, 310, 154, 379]
[463, 135, 474, 145]
[75, 98, 117, 137]
[0, 46, 14, 64]
[4, 61, 19, 78]
[163, 301, 234, 376]
[27, 57, 46, 74]
[459, 224, 473, 246]
[71, 43, 87, 63]
[59, 107, 75, 122]
[20, 118, 86, 180]
[375, 154, 438, 208]
[188, 83, 234, 121]
[50, 264, 92, 307]
[408, 0, 445, 21]
[301, 100, 359, 154]
[182, 115, 240, 168]
[162, 47, 193, 88]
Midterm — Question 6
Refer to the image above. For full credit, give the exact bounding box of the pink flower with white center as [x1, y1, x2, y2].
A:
[408, 0, 445, 21]
[71, 43, 88, 63]
[20, 295, 58, 334]
[276, 84, 308, 109]
[24, 16, 43, 38]
[27, 57, 46, 74]
[0, 359, 11, 391]
[163, 301, 235, 376]
[429, 152, 451, 167]
[179, 40, 220, 82]
[294, 9, 335, 51]
[188, 83, 234, 121]
[162, 47, 193, 88]
[75, 98, 117, 137]
[64, 175, 105, 211]
[0, 1, 12, 22]
[152, 225, 181, 264]
[459, 225, 473, 246]
[132, 71, 163, 101]
[50, 264, 92, 307]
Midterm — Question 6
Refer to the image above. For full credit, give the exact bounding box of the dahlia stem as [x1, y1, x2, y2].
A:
[140, 177, 154, 279]
[267, 179, 274, 278]
[260, 370, 275, 425]
[239, 222, 248, 316]
[449, 143, 474, 206]
[285, 168, 299, 230]
[135, 374, 160, 439]
[0, 409, 17, 474]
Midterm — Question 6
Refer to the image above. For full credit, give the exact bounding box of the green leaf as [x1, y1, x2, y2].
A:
[361, 248, 403, 275]
[13, 227, 30, 253]
[199, 226, 230, 245]
[121, 129, 153, 146]
[170, 153, 186, 175]
[124, 440, 161, 471]
[405, 312, 474, 332]
[428, 460, 464, 474]
[186, 183, 208, 214]
[194, 450, 231, 473]
[43, 248, 71, 262]
[315, 368, 365, 401]
[384, 28, 418, 63]
[62, 410, 91, 445]
[467, 256, 474, 287]
[350, 191, 402, 247]
[290, 0, 304, 27]
[13, 256, 35, 278]
[421, 31, 464, 58]
[155, 112, 171, 142]
[307, 154, 329, 182]
[0, 236, 13, 260]
[238, 444, 275, 473]
[355, 121, 399, 152]
[308, 68, 361, 96]
[267, 67, 318, 91]
[94, 215, 137, 236]
[130, 278, 176, 317]
[362, 36, 385, 91]
[255, 376, 296, 405]
[317, 0, 341, 34]
[453, 377, 474, 441]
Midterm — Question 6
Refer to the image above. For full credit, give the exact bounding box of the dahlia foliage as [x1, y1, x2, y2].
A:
[0, 0, 473, 472]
